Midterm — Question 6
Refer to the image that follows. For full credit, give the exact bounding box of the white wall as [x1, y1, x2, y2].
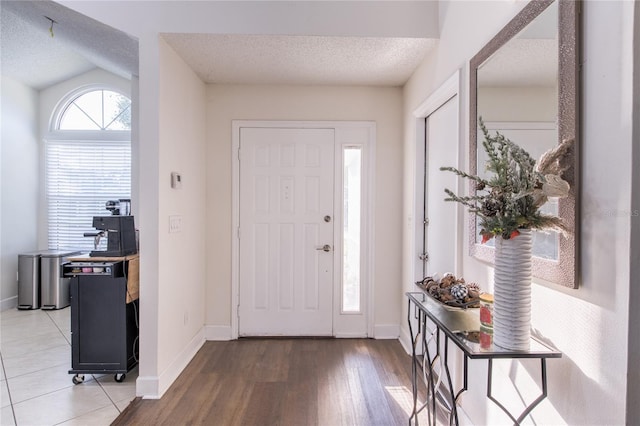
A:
[204, 84, 403, 336]
[402, 1, 634, 424]
[627, 3, 640, 417]
[478, 86, 556, 122]
[0, 77, 39, 309]
[138, 37, 208, 397]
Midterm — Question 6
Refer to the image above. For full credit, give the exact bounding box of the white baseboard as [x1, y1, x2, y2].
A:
[136, 376, 161, 399]
[335, 332, 368, 338]
[1, 296, 18, 311]
[136, 327, 206, 399]
[204, 325, 232, 341]
[398, 326, 413, 355]
[203, 324, 390, 340]
[374, 324, 400, 339]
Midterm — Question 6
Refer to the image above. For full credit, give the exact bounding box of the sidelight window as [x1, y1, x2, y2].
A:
[342, 146, 362, 313]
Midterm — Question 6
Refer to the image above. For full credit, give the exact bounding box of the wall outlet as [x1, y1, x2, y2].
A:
[169, 215, 182, 233]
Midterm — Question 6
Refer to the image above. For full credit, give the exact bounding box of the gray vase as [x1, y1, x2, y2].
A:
[493, 229, 532, 350]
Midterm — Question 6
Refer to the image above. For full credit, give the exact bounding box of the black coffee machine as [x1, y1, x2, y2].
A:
[87, 216, 137, 257]
[105, 199, 131, 216]
[84, 200, 137, 257]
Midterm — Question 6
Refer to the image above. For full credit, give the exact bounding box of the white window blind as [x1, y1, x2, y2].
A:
[45, 139, 131, 251]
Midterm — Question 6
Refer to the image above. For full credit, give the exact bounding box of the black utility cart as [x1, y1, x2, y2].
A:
[65, 254, 139, 384]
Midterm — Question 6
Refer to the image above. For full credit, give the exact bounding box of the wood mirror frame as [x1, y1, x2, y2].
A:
[469, 0, 580, 288]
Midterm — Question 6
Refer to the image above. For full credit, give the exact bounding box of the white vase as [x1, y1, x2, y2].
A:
[493, 229, 532, 350]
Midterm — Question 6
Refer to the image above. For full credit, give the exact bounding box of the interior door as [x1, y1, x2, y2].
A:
[238, 127, 335, 336]
[423, 96, 458, 276]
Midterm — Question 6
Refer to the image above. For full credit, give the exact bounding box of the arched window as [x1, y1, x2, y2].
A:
[46, 87, 132, 251]
[57, 89, 131, 131]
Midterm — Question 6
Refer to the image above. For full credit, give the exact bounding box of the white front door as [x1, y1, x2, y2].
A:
[238, 127, 335, 336]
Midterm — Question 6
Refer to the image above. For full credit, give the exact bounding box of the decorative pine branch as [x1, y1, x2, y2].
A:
[439, 166, 490, 186]
[440, 117, 572, 241]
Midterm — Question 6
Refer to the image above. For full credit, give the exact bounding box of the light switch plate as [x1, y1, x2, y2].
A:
[171, 172, 182, 189]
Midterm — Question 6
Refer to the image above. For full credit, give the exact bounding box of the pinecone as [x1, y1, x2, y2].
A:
[481, 198, 501, 217]
[428, 285, 440, 298]
[466, 282, 480, 292]
[466, 282, 481, 299]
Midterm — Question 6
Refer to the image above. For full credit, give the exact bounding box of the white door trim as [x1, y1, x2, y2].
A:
[401, 70, 462, 354]
[411, 69, 462, 282]
[231, 120, 376, 339]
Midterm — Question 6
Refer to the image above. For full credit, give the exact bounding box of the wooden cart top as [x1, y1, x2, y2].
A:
[68, 253, 139, 303]
[67, 253, 139, 262]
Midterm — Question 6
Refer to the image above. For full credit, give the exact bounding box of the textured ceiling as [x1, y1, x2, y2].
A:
[1, 0, 138, 90]
[1, 7, 95, 90]
[1, 0, 557, 91]
[162, 34, 436, 86]
[1, 1, 435, 90]
[478, 1, 557, 88]
[478, 38, 558, 88]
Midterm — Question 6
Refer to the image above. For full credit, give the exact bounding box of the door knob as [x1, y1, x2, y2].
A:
[316, 244, 332, 252]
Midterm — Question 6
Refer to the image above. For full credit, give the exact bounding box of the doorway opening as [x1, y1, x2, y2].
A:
[412, 70, 462, 284]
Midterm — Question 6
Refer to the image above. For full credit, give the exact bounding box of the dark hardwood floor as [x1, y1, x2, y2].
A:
[113, 338, 429, 426]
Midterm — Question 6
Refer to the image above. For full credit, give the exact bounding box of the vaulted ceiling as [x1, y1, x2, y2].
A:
[1, 0, 138, 90]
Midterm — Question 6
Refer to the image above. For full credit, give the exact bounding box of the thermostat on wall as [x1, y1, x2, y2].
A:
[171, 172, 182, 189]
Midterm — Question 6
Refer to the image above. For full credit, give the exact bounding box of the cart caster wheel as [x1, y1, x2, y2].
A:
[72, 374, 85, 385]
[115, 373, 126, 383]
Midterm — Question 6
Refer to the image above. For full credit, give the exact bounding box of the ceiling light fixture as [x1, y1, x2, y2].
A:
[45, 16, 56, 38]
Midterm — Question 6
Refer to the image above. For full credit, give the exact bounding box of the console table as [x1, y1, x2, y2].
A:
[406, 291, 561, 426]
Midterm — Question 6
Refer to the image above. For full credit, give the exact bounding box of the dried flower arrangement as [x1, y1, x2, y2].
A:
[440, 118, 573, 242]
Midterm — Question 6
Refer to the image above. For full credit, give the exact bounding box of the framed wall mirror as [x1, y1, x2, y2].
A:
[469, 0, 580, 288]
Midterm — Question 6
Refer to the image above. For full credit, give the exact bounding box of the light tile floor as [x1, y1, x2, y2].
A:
[0, 307, 137, 425]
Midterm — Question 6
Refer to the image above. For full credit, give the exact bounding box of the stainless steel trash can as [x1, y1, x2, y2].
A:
[18, 252, 42, 310]
[40, 250, 81, 310]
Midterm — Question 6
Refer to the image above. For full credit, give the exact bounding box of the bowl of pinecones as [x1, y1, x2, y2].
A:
[415, 273, 481, 309]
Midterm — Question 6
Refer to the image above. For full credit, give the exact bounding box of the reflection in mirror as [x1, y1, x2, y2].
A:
[469, 0, 580, 288]
[477, 123, 559, 260]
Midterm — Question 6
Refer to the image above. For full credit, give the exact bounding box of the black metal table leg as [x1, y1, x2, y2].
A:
[408, 298, 419, 426]
[409, 301, 434, 426]
[487, 358, 550, 425]
[422, 315, 437, 426]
